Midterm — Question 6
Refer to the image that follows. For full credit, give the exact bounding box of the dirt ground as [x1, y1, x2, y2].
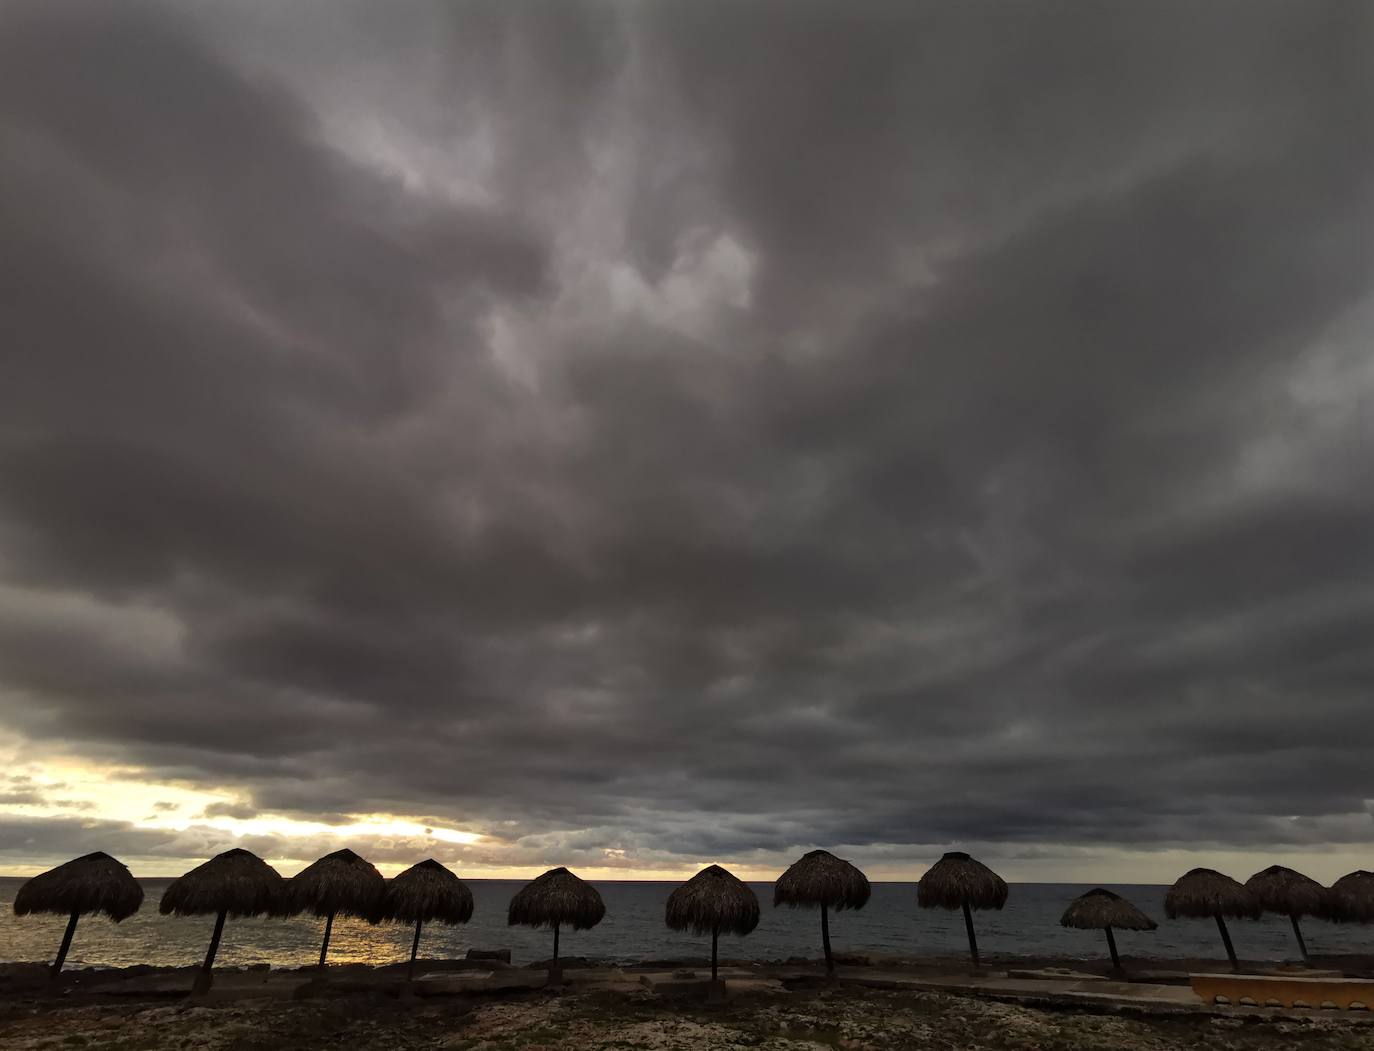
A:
[4, 982, 1374, 1050]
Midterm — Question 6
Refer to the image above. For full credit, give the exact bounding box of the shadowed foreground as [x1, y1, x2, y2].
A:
[4, 974, 1374, 1050]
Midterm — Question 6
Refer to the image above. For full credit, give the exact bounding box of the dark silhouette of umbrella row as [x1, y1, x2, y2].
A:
[16, 849, 1374, 988]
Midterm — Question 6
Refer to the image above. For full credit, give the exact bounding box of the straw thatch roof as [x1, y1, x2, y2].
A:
[1327, 871, 1374, 924]
[507, 867, 605, 931]
[283, 848, 384, 920]
[1060, 888, 1157, 931]
[666, 865, 760, 937]
[1244, 865, 1328, 919]
[774, 850, 871, 912]
[380, 859, 474, 926]
[13, 852, 143, 922]
[159, 848, 284, 918]
[1163, 868, 1260, 920]
[917, 852, 1008, 911]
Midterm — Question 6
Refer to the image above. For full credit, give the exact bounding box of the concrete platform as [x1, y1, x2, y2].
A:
[638, 970, 786, 1001]
[412, 969, 546, 996]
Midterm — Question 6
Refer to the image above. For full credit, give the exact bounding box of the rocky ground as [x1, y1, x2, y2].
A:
[4, 983, 1374, 1050]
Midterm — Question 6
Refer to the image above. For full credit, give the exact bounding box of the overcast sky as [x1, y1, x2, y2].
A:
[1, 0, 1372, 883]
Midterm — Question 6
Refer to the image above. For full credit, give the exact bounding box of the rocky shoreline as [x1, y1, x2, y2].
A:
[4, 955, 1374, 1049]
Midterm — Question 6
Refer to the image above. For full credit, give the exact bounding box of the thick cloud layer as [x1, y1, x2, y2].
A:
[2, 0, 1372, 875]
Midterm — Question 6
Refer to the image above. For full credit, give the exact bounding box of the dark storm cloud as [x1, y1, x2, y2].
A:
[1, 0, 1372, 871]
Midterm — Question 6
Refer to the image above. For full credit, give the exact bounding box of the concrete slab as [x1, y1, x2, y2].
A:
[412, 970, 546, 997]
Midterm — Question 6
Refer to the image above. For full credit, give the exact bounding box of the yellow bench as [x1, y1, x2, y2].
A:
[1191, 973, 1374, 1010]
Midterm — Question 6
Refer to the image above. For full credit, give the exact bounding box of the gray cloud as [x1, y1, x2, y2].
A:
[1, 0, 1372, 875]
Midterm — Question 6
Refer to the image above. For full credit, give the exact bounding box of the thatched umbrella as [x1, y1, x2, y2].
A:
[1164, 867, 1259, 972]
[507, 867, 605, 983]
[774, 849, 870, 975]
[916, 852, 1007, 968]
[1327, 871, 1374, 925]
[160, 848, 284, 992]
[1245, 864, 1328, 964]
[666, 864, 760, 981]
[1060, 888, 1156, 971]
[283, 848, 385, 970]
[379, 859, 474, 980]
[13, 852, 144, 977]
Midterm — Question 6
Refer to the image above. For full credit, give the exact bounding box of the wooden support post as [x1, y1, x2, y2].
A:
[962, 900, 980, 969]
[1215, 912, 1239, 972]
[51, 911, 80, 978]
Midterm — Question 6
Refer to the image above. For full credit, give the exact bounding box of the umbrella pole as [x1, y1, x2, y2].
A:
[712, 925, 719, 982]
[51, 910, 80, 978]
[1290, 914, 1310, 965]
[195, 910, 227, 994]
[1104, 926, 1121, 971]
[408, 919, 423, 981]
[961, 900, 980, 969]
[1214, 913, 1239, 972]
[318, 911, 335, 971]
[821, 903, 833, 975]
[547, 921, 562, 987]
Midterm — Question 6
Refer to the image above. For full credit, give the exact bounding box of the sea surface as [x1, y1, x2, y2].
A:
[1, 879, 1366, 970]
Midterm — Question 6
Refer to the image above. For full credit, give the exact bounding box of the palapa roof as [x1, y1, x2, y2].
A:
[507, 867, 605, 931]
[1163, 868, 1260, 920]
[159, 848, 284, 918]
[13, 852, 143, 922]
[1060, 888, 1157, 931]
[1244, 864, 1328, 919]
[774, 849, 871, 912]
[380, 859, 474, 926]
[666, 864, 760, 937]
[917, 852, 1008, 911]
[283, 848, 385, 920]
[1327, 871, 1374, 924]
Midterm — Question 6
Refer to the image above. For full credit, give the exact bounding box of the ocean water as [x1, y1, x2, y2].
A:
[1, 879, 1368, 971]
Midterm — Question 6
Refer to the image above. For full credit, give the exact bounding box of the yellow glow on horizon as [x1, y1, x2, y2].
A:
[0, 751, 482, 860]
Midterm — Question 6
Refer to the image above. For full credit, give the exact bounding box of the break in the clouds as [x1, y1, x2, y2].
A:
[1, 0, 1372, 880]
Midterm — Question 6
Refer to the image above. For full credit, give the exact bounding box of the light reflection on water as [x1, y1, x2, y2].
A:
[2, 880, 1371, 969]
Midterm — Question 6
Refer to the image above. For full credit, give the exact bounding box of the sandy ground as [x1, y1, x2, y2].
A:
[4, 957, 1374, 1049]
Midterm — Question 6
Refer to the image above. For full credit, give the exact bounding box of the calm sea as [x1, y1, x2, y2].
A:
[1, 880, 1367, 970]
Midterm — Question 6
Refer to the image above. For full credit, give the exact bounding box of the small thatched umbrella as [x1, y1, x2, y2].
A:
[666, 864, 760, 981]
[160, 848, 284, 992]
[507, 867, 605, 983]
[284, 848, 385, 970]
[13, 852, 144, 977]
[774, 849, 870, 975]
[1164, 868, 1259, 972]
[1245, 865, 1328, 965]
[1327, 871, 1374, 925]
[1060, 888, 1156, 971]
[379, 859, 474, 980]
[916, 852, 1007, 968]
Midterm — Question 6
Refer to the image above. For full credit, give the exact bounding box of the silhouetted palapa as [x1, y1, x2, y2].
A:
[1164, 867, 1259, 972]
[160, 848, 284, 992]
[1327, 871, 1374, 925]
[917, 852, 1007, 969]
[1245, 864, 1328, 965]
[284, 848, 385, 970]
[507, 867, 604, 983]
[774, 849, 870, 975]
[13, 852, 144, 977]
[1060, 888, 1156, 971]
[666, 864, 760, 981]
[379, 859, 474, 979]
